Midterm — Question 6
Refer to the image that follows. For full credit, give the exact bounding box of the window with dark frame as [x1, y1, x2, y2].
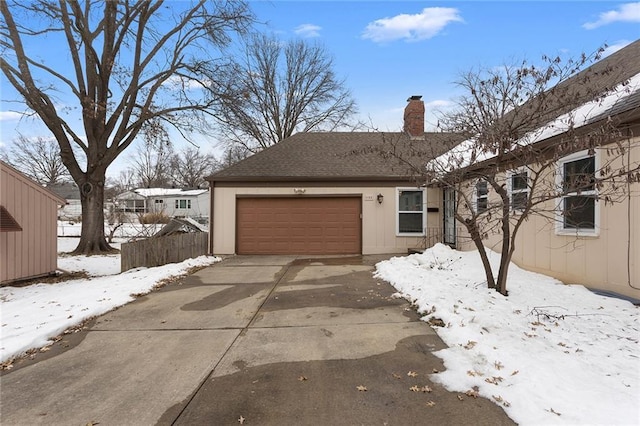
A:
[397, 189, 424, 234]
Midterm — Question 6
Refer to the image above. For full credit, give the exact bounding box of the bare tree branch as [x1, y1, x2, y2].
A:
[0, 0, 254, 254]
[214, 33, 360, 153]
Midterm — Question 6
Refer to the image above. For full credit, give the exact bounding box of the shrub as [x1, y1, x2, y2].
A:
[138, 212, 170, 224]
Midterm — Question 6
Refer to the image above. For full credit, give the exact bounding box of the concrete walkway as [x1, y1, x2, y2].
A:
[0, 255, 514, 425]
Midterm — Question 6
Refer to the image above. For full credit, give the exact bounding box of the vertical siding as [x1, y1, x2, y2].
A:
[455, 137, 640, 300]
[0, 162, 64, 283]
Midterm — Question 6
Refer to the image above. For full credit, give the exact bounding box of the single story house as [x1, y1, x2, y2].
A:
[115, 187, 209, 219]
[206, 97, 461, 255]
[1, 160, 66, 284]
[47, 181, 81, 220]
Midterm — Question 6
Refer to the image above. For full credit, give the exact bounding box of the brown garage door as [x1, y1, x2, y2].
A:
[236, 197, 361, 255]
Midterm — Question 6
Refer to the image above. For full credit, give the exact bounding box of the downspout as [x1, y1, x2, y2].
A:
[209, 181, 215, 255]
[626, 132, 639, 290]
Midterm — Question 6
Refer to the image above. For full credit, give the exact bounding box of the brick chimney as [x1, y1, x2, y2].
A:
[403, 95, 425, 138]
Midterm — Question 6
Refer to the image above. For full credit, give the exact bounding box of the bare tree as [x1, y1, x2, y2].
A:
[6, 135, 71, 185]
[129, 138, 172, 189]
[215, 33, 360, 153]
[220, 144, 252, 167]
[426, 47, 640, 295]
[169, 146, 219, 188]
[0, 0, 253, 254]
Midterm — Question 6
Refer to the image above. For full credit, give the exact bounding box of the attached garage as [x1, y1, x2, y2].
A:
[207, 97, 462, 256]
[236, 197, 361, 255]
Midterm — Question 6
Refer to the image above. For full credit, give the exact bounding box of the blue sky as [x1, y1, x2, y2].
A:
[251, 1, 639, 131]
[0, 1, 638, 177]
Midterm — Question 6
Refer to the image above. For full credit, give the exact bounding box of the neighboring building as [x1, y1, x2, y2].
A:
[47, 181, 81, 220]
[1, 160, 66, 284]
[115, 188, 209, 219]
[206, 97, 461, 255]
[440, 39, 640, 300]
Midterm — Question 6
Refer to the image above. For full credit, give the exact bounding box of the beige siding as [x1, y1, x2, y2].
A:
[212, 185, 435, 255]
[455, 137, 640, 299]
[1, 162, 64, 283]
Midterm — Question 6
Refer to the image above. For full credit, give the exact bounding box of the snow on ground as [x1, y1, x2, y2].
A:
[0, 237, 220, 364]
[376, 244, 639, 426]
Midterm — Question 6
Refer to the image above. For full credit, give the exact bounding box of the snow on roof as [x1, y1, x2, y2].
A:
[133, 188, 207, 198]
[428, 72, 640, 176]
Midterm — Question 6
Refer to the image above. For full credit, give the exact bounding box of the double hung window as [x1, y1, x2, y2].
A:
[557, 152, 597, 234]
[475, 180, 488, 213]
[397, 188, 425, 235]
[509, 171, 529, 211]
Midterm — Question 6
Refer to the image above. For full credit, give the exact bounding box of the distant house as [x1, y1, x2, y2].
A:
[115, 188, 209, 219]
[1, 160, 66, 284]
[47, 181, 81, 220]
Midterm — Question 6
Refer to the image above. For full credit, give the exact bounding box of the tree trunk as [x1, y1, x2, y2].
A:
[463, 218, 496, 288]
[495, 199, 512, 296]
[72, 176, 116, 255]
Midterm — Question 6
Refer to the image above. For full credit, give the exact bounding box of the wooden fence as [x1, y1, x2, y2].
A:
[121, 232, 208, 272]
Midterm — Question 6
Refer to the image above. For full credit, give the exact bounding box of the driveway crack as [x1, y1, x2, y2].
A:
[170, 261, 291, 425]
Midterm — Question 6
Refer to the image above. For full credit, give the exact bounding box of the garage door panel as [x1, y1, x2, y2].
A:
[236, 197, 361, 255]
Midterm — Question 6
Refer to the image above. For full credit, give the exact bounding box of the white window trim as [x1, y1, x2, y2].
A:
[472, 179, 489, 214]
[396, 187, 426, 236]
[175, 199, 192, 210]
[507, 169, 529, 212]
[555, 150, 599, 237]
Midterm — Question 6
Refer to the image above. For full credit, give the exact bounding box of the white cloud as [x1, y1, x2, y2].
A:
[601, 40, 632, 56]
[0, 111, 23, 121]
[362, 7, 463, 43]
[425, 99, 453, 109]
[583, 2, 640, 29]
[294, 24, 321, 38]
[162, 75, 208, 91]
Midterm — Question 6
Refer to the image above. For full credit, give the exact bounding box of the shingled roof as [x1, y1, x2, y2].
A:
[208, 131, 462, 183]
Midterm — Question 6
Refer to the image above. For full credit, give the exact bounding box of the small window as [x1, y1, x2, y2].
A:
[509, 171, 529, 211]
[397, 188, 425, 235]
[475, 180, 488, 213]
[175, 199, 191, 209]
[557, 152, 597, 234]
[154, 199, 164, 204]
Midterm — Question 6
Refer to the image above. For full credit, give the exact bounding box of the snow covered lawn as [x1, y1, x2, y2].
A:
[376, 244, 639, 426]
[0, 237, 220, 365]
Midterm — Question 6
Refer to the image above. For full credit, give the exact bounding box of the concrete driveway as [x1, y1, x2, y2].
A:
[0, 255, 514, 425]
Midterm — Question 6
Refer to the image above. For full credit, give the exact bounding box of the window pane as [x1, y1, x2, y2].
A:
[477, 198, 488, 212]
[563, 196, 595, 229]
[512, 192, 527, 210]
[399, 213, 423, 233]
[563, 157, 595, 192]
[476, 180, 488, 197]
[512, 172, 527, 190]
[399, 190, 422, 211]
